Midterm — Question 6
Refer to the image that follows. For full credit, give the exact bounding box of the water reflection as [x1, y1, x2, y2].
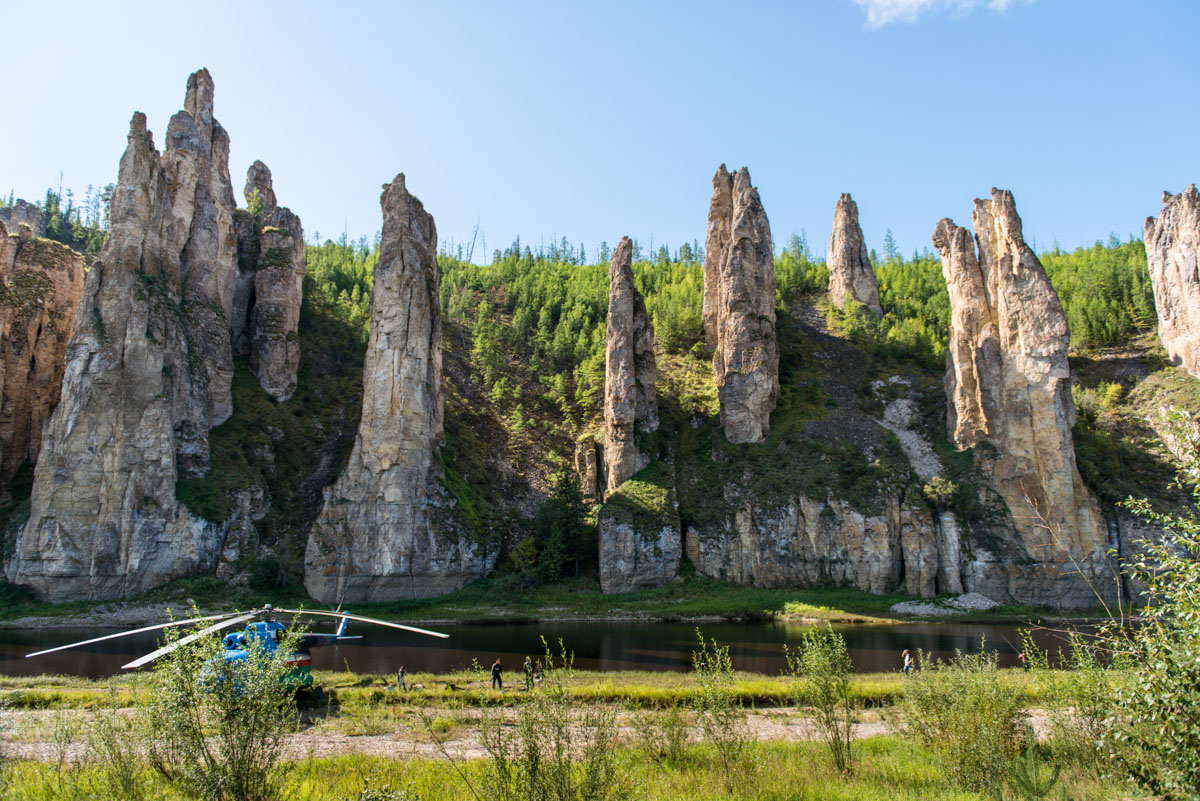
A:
[0, 619, 1092, 680]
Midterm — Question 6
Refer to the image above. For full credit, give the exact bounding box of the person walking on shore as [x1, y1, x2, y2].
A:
[901, 649, 912, 676]
[396, 665, 407, 691]
[491, 658, 503, 690]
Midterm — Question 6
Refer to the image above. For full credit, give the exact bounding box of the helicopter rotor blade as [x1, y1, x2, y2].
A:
[121, 609, 263, 670]
[275, 608, 449, 639]
[25, 611, 245, 659]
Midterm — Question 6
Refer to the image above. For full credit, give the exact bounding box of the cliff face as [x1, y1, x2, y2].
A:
[707, 166, 779, 444]
[702, 166, 734, 348]
[602, 237, 658, 493]
[1145, 186, 1200, 378]
[686, 491, 935, 596]
[0, 200, 45, 238]
[933, 188, 1110, 608]
[597, 236, 671, 593]
[5, 69, 238, 600]
[0, 220, 85, 487]
[304, 174, 491, 603]
[232, 161, 305, 401]
[827, 193, 882, 316]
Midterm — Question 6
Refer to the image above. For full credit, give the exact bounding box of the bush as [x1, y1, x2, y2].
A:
[142, 614, 302, 801]
[902, 644, 1025, 793]
[691, 629, 753, 790]
[1102, 411, 1200, 798]
[785, 625, 855, 774]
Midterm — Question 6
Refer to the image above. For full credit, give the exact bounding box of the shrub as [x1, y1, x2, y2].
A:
[785, 625, 855, 774]
[691, 629, 753, 790]
[902, 643, 1025, 793]
[142, 615, 302, 801]
[1102, 410, 1200, 798]
[633, 705, 690, 765]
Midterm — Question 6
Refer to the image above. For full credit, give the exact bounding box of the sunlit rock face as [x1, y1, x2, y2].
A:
[6, 69, 238, 600]
[0, 220, 85, 488]
[704, 165, 779, 444]
[827, 193, 882, 316]
[934, 188, 1110, 609]
[232, 160, 304, 401]
[1145, 186, 1200, 378]
[602, 236, 658, 494]
[305, 174, 490, 603]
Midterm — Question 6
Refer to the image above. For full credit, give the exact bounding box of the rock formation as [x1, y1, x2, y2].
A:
[0, 220, 85, 487]
[304, 174, 490, 603]
[232, 161, 305, 400]
[685, 491, 936, 597]
[4, 69, 238, 600]
[933, 188, 1110, 608]
[702, 166, 733, 348]
[603, 237, 658, 493]
[574, 435, 601, 501]
[0, 200, 45, 237]
[1144, 186, 1200, 378]
[599, 463, 681, 594]
[827, 193, 882, 316]
[705, 166, 779, 444]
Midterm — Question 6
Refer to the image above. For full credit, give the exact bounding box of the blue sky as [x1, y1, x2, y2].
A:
[4, 0, 1197, 261]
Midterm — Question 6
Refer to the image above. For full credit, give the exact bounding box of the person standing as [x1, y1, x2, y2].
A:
[491, 658, 503, 690]
[901, 649, 913, 676]
[397, 665, 407, 691]
[1018, 651, 1029, 672]
[523, 656, 533, 691]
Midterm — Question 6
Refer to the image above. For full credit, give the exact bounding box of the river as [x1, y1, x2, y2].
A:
[0, 619, 1087, 679]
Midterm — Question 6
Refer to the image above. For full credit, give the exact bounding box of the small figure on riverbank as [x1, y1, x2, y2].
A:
[523, 656, 533, 691]
[491, 658, 503, 690]
[1018, 651, 1028, 671]
[397, 665, 407, 691]
[902, 649, 912, 676]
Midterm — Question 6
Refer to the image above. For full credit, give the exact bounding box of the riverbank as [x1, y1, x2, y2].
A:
[0, 573, 1107, 629]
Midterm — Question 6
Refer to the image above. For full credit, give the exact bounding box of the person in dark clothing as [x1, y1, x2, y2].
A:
[491, 658, 503, 690]
[397, 665, 407, 691]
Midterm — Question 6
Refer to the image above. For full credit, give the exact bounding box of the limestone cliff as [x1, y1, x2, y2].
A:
[0, 200, 45, 238]
[827, 193, 882, 316]
[933, 188, 1110, 608]
[5, 68, 239, 599]
[686, 491, 936, 597]
[599, 462, 681, 594]
[602, 237, 658, 494]
[304, 174, 490, 603]
[702, 166, 733, 348]
[707, 166, 779, 444]
[0, 220, 85, 487]
[1144, 186, 1200, 378]
[232, 161, 305, 401]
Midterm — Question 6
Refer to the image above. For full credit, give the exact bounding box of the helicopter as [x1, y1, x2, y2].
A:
[24, 605, 448, 690]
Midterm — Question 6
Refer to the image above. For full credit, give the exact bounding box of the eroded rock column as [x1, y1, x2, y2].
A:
[304, 174, 489, 603]
[827, 193, 882, 316]
[934, 188, 1109, 608]
[0, 220, 85, 488]
[232, 160, 305, 400]
[603, 237, 658, 493]
[1145, 186, 1200, 378]
[706, 166, 779, 444]
[6, 69, 238, 600]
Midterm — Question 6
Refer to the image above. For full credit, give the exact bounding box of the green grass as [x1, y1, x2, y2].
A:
[0, 735, 1128, 800]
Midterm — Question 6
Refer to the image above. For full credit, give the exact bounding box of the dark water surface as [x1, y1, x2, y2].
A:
[0, 619, 1085, 679]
